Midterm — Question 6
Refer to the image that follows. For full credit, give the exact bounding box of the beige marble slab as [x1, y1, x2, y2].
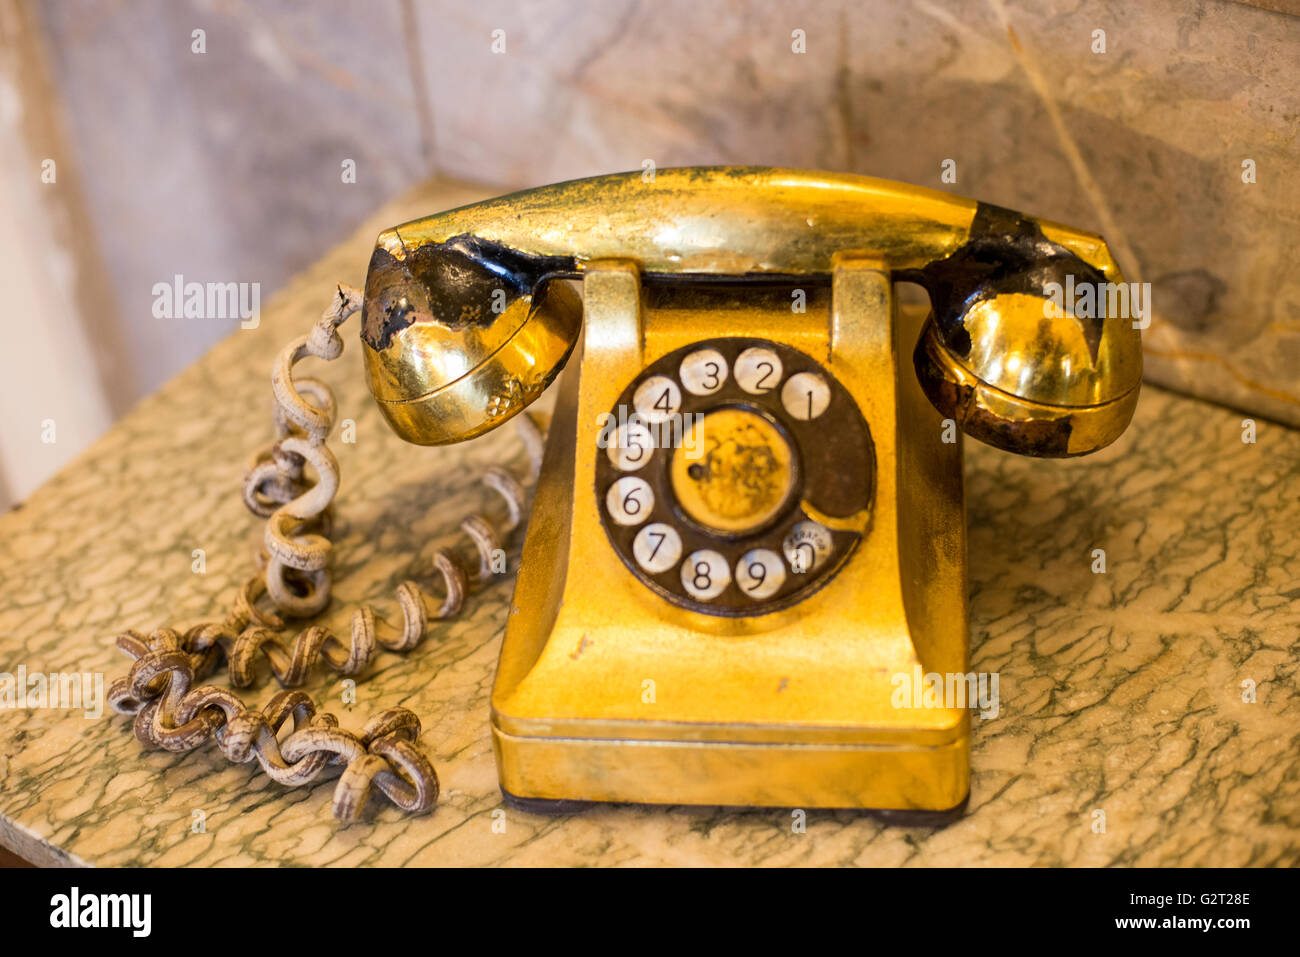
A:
[0, 179, 1297, 867]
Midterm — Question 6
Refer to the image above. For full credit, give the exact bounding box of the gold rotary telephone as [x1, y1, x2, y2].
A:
[361, 167, 1141, 816]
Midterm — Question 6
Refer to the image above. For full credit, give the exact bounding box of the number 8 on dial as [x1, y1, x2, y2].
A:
[681, 549, 730, 600]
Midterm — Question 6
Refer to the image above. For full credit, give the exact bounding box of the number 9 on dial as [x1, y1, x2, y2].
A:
[735, 548, 786, 599]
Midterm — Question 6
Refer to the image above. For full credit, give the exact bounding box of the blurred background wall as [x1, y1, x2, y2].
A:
[1, 0, 1296, 509]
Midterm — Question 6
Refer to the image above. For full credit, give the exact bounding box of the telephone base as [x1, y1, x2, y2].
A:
[491, 273, 972, 819]
[498, 790, 595, 817]
[492, 722, 969, 814]
[499, 787, 970, 827]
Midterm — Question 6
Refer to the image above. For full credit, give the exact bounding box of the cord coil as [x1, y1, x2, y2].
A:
[109, 283, 543, 823]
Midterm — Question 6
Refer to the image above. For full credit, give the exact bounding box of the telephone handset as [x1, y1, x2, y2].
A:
[362, 167, 1140, 814]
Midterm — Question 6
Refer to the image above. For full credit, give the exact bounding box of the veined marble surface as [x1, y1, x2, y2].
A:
[0, 179, 1296, 867]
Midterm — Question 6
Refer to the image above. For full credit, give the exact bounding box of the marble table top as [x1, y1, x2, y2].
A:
[1, 179, 1296, 867]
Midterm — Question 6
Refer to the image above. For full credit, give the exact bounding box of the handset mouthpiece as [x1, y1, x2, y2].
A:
[361, 228, 582, 445]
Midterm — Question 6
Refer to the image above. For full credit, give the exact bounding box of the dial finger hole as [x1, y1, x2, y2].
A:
[781, 372, 831, 421]
[680, 549, 730, 601]
[735, 347, 783, 395]
[606, 476, 654, 526]
[632, 523, 682, 574]
[679, 348, 729, 396]
[783, 520, 833, 574]
[633, 375, 682, 424]
[606, 421, 656, 471]
[735, 548, 786, 600]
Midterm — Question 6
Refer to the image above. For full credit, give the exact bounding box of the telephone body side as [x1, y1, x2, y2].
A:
[359, 168, 1141, 814]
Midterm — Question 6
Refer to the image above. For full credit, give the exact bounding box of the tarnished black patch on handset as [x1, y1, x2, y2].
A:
[362, 234, 576, 351]
[900, 202, 1109, 364]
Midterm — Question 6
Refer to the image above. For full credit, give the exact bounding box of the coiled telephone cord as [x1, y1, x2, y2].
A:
[109, 284, 543, 823]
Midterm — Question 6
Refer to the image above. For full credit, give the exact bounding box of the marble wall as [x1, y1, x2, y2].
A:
[34, 0, 1300, 424]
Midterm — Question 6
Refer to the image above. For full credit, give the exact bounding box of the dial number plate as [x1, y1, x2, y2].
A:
[596, 337, 875, 617]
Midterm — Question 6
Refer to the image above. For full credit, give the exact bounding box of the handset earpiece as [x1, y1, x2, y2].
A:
[908, 204, 1142, 457]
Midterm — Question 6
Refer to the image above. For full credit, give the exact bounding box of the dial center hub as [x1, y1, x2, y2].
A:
[669, 406, 795, 535]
